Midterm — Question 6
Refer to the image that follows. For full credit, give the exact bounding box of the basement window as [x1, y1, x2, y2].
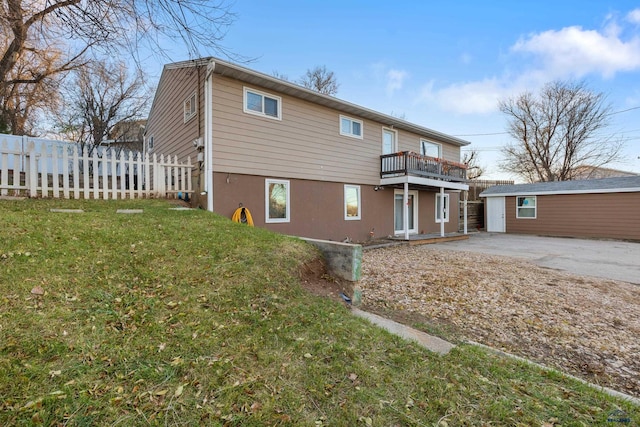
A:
[435, 193, 449, 223]
[344, 185, 361, 220]
[266, 179, 290, 223]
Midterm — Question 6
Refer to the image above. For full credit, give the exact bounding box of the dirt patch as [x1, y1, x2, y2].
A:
[359, 245, 640, 398]
[298, 258, 354, 304]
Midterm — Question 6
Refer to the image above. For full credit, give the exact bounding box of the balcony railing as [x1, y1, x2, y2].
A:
[381, 151, 467, 182]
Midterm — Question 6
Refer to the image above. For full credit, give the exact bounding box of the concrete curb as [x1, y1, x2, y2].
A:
[467, 340, 640, 407]
[352, 308, 455, 355]
[49, 209, 84, 213]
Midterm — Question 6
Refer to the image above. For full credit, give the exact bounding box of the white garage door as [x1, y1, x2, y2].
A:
[486, 197, 506, 232]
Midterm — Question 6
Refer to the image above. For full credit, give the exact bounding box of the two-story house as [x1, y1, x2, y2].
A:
[145, 57, 470, 242]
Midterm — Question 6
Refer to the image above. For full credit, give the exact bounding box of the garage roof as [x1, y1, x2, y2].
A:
[165, 57, 471, 148]
[480, 176, 640, 197]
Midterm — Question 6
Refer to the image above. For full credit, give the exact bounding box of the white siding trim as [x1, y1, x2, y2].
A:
[481, 187, 640, 197]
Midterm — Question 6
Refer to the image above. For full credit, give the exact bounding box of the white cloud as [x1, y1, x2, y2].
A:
[415, 12, 640, 115]
[512, 25, 640, 79]
[627, 9, 640, 24]
[386, 69, 408, 96]
[418, 78, 511, 115]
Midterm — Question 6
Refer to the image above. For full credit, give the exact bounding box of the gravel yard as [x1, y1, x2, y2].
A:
[360, 244, 640, 398]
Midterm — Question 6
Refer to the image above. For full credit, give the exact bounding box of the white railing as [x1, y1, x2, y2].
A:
[0, 134, 192, 199]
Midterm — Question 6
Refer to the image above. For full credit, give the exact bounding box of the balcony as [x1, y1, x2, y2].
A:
[380, 151, 467, 182]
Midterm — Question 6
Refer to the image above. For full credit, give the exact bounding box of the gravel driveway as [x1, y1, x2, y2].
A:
[360, 243, 640, 398]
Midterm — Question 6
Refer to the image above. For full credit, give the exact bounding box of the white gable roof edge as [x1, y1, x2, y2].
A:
[164, 57, 471, 147]
[480, 187, 640, 197]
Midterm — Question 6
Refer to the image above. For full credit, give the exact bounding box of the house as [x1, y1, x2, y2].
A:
[106, 119, 146, 152]
[144, 57, 470, 242]
[570, 165, 638, 180]
[480, 176, 640, 241]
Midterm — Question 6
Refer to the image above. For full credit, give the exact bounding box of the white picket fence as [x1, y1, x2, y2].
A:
[0, 134, 192, 199]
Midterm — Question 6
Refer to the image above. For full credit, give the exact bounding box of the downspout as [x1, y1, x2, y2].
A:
[204, 60, 215, 212]
[403, 182, 409, 240]
[463, 190, 468, 235]
[440, 187, 445, 237]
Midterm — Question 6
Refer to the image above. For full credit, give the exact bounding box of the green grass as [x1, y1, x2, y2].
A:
[0, 199, 637, 426]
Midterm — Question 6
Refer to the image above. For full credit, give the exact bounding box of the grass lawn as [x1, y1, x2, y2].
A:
[0, 199, 637, 426]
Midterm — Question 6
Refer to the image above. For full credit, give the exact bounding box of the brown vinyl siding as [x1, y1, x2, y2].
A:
[213, 172, 459, 241]
[505, 192, 640, 240]
[210, 76, 462, 185]
[417, 191, 460, 234]
[145, 66, 202, 163]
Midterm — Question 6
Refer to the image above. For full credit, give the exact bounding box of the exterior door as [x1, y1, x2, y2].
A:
[486, 197, 506, 232]
[382, 128, 397, 155]
[394, 191, 418, 234]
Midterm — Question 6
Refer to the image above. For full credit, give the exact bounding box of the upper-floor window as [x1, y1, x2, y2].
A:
[516, 196, 536, 219]
[184, 92, 196, 123]
[382, 128, 398, 155]
[244, 87, 281, 120]
[420, 139, 441, 158]
[340, 115, 363, 138]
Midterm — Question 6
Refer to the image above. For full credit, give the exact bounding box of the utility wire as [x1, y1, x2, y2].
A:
[452, 105, 640, 138]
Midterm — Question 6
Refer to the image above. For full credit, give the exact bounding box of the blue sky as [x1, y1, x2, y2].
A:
[150, 1, 640, 180]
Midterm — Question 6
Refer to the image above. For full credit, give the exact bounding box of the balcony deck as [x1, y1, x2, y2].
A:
[381, 151, 467, 182]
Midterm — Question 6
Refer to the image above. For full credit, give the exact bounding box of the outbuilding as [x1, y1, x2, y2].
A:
[480, 176, 640, 241]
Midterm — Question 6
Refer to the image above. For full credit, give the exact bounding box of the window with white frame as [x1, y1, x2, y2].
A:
[435, 193, 449, 223]
[340, 115, 363, 138]
[420, 139, 442, 158]
[184, 92, 196, 123]
[244, 87, 281, 119]
[147, 135, 154, 151]
[516, 196, 536, 218]
[265, 179, 290, 223]
[344, 185, 361, 220]
[382, 128, 397, 155]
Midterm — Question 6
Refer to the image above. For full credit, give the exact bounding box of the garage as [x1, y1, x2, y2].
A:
[480, 176, 640, 240]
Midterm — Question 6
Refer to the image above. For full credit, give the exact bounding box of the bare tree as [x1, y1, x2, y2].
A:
[298, 66, 339, 96]
[0, 30, 68, 134]
[55, 60, 151, 155]
[499, 81, 624, 182]
[272, 70, 290, 81]
[461, 149, 484, 180]
[0, 0, 235, 134]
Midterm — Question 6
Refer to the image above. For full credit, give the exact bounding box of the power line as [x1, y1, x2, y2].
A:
[452, 105, 640, 138]
[607, 105, 640, 116]
[452, 131, 509, 137]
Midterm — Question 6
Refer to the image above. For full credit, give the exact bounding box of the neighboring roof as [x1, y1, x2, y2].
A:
[480, 176, 640, 197]
[571, 165, 638, 180]
[162, 57, 471, 148]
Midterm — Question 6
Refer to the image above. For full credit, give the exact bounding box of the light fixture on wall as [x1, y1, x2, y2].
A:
[374, 186, 385, 191]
